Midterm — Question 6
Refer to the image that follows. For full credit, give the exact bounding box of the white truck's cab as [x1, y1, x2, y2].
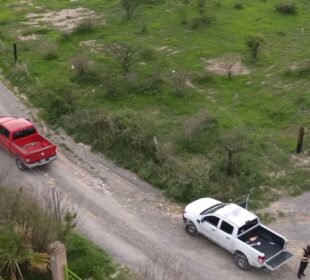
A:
[183, 197, 293, 271]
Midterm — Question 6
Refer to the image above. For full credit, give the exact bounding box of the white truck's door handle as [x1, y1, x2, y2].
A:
[226, 237, 230, 240]
[211, 228, 216, 231]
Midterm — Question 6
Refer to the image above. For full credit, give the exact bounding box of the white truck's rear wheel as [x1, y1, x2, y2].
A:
[234, 253, 249, 271]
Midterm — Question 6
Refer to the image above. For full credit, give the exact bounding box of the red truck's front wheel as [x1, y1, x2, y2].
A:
[16, 158, 26, 171]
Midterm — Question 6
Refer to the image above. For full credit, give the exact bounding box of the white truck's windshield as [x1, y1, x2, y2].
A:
[200, 203, 228, 215]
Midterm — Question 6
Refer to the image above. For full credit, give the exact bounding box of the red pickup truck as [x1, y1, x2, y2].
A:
[0, 116, 57, 170]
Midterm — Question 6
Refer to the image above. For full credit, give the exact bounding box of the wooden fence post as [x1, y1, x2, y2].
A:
[48, 241, 68, 280]
[228, 148, 233, 176]
[296, 127, 304, 154]
[13, 43, 17, 63]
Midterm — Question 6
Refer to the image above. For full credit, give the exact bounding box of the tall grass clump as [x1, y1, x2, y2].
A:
[234, 2, 244, 9]
[74, 20, 93, 33]
[275, 2, 296, 14]
[40, 43, 58, 60]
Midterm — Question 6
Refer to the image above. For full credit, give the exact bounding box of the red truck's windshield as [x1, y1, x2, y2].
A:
[13, 126, 36, 140]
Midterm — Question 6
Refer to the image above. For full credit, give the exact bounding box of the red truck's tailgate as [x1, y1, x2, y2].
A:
[26, 144, 57, 163]
[13, 134, 56, 163]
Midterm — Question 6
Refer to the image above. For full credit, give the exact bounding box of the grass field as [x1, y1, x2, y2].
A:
[0, 0, 309, 207]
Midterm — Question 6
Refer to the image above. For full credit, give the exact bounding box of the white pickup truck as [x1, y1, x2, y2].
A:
[183, 197, 293, 271]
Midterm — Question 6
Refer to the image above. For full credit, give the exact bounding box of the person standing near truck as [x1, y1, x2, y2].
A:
[297, 245, 310, 279]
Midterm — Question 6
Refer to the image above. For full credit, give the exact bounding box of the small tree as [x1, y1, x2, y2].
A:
[120, 0, 143, 20]
[245, 33, 265, 59]
[107, 43, 136, 74]
[171, 69, 187, 97]
[222, 53, 240, 79]
[71, 55, 90, 77]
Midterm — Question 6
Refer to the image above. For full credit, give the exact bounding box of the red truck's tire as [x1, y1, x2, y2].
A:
[234, 253, 249, 271]
[16, 158, 26, 171]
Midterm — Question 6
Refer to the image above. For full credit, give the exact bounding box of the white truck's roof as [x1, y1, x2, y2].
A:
[185, 198, 221, 215]
[215, 203, 257, 228]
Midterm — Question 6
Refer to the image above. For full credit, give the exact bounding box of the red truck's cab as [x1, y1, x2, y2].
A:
[0, 116, 57, 170]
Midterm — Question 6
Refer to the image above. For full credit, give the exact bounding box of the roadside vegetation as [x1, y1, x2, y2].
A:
[0, 0, 309, 208]
[0, 183, 131, 280]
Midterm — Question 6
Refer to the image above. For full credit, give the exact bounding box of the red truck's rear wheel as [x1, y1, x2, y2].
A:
[16, 158, 26, 171]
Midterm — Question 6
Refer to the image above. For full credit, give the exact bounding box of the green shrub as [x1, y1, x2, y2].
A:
[164, 158, 211, 202]
[10, 63, 30, 81]
[70, 55, 102, 84]
[62, 109, 157, 162]
[234, 2, 244, 9]
[40, 43, 58, 60]
[59, 30, 72, 41]
[275, 2, 296, 14]
[71, 55, 90, 77]
[180, 112, 218, 153]
[208, 154, 264, 199]
[245, 33, 265, 59]
[74, 19, 93, 33]
[179, 6, 188, 25]
[41, 91, 71, 123]
[139, 47, 155, 61]
[295, 92, 310, 111]
[190, 13, 214, 29]
[66, 234, 121, 280]
[285, 61, 310, 78]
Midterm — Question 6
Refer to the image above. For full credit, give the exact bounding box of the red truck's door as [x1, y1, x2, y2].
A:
[0, 125, 11, 153]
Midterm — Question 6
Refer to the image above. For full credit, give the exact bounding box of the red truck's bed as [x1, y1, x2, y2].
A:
[14, 134, 51, 154]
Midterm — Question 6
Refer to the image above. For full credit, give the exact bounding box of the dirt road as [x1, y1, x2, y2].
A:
[0, 80, 307, 279]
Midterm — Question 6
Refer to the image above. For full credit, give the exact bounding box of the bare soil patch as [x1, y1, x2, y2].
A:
[24, 7, 104, 31]
[155, 46, 179, 56]
[204, 57, 250, 76]
[79, 40, 104, 53]
[17, 34, 38, 41]
[291, 150, 310, 168]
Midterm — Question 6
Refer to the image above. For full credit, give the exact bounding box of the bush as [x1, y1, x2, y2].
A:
[74, 20, 93, 33]
[40, 43, 58, 60]
[179, 6, 188, 25]
[245, 33, 265, 59]
[275, 2, 296, 14]
[70, 55, 101, 84]
[0, 186, 58, 252]
[59, 30, 72, 41]
[139, 47, 155, 61]
[164, 158, 211, 202]
[208, 154, 264, 200]
[10, 63, 30, 81]
[65, 234, 125, 280]
[41, 91, 72, 123]
[180, 112, 218, 153]
[62, 109, 157, 162]
[234, 2, 244, 9]
[285, 61, 310, 78]
[190, 13, 214, 29]
[295, 92, 310, 111]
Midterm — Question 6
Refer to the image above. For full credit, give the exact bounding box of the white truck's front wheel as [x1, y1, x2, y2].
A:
[185, 221, 198, 236]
